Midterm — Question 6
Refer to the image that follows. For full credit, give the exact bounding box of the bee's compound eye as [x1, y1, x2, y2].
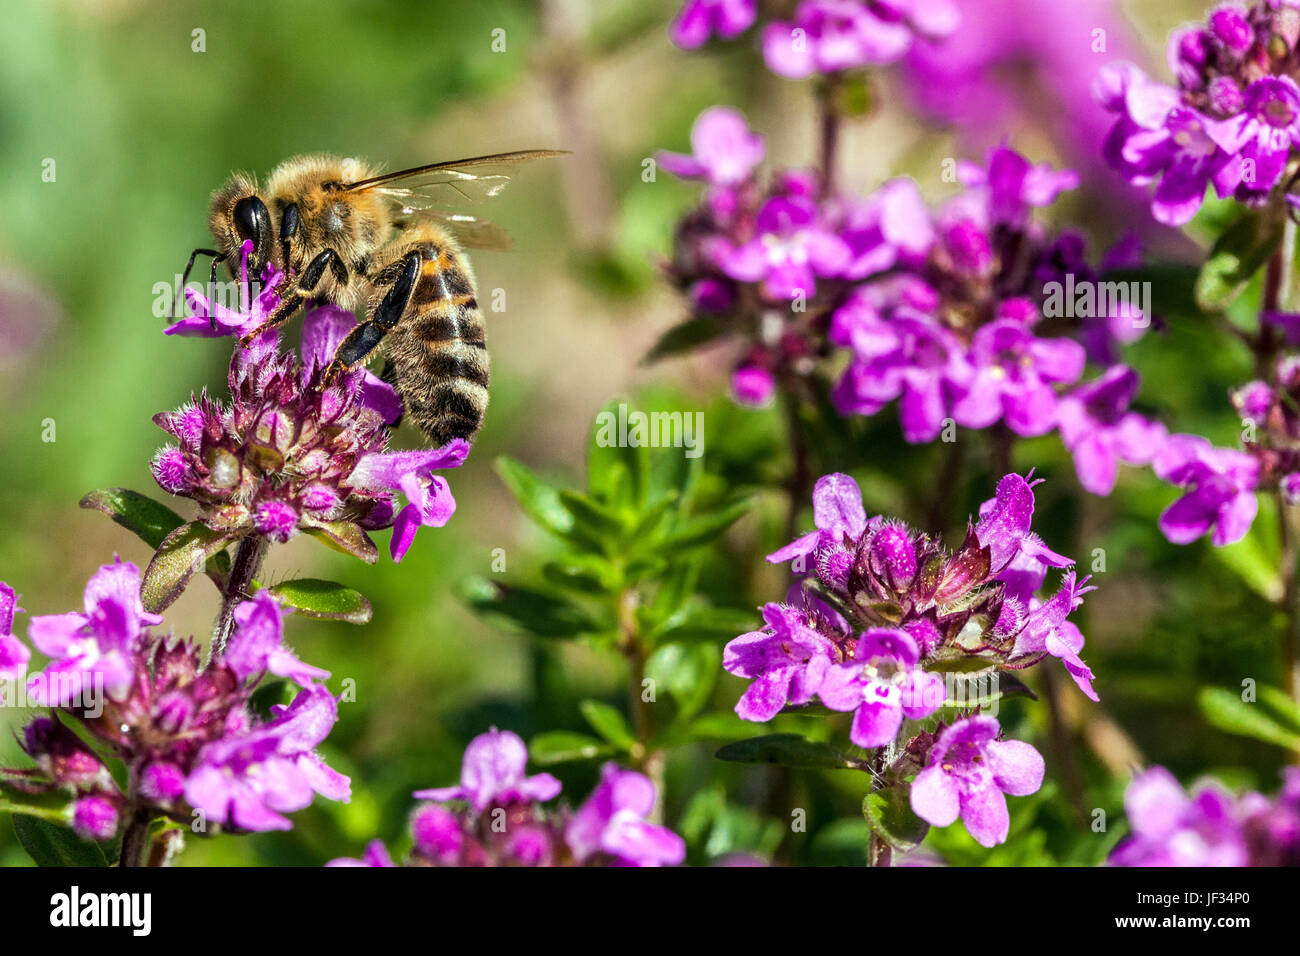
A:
[232, 196, 269, 243]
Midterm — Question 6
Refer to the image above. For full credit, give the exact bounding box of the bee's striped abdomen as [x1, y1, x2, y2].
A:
[383, 236, 490, 447]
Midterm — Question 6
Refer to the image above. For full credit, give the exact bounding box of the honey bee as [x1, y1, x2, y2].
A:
[180, 149, 565, 446]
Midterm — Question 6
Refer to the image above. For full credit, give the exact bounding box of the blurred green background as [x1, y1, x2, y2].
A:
[0, 0, 1291, 866]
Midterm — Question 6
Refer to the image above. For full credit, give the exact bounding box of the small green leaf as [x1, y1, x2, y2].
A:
[79, 488, 186, 550]
[496, 457, 574, 537]
[1194, 207, 1285, 311]
[266, 578, 372, 624]
[646, 642, 720, 723]
[141, 522, 238, 613]
[541, 556, 614, 595]
[559, 490, 626, 544]
[644, 316, 728, 363]
[657, 605, 760, 643]
[658, 499, 750, 551]
[864, 784, 929, 852]
[300, 517, 378, 564]
[529, 731, 613, 765]
[12, 815, 109, 867]
[688, 712, 769, 741]
[715, 733, 863, 770]
[248, 680, 293, 721]
[579, 700, 636, 750]
[0, 782, 72, 824]
[459, 577, 607, 639]
[1199, 686, 1300, 750]
[588, 404, 649, 508]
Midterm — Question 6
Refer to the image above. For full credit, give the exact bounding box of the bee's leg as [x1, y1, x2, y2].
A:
[239, 248, 350, 345]
[279, 202, 300, 276]
[323, 251, 421, 383]
[205, 254, 228, 331]
[174, 248, 223, 320]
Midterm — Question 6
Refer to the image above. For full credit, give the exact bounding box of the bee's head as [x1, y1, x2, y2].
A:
[208, 172, 275, 277]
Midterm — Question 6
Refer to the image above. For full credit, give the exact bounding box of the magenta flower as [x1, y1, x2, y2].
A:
[6, 564, 347, 843]
[949, 300, 1087, 437]
[718, 195, 851, 300]
[1057, 365, 1167, 495]
[155, 301, 464, 564]
[668, 0, 757, 49]
[955, 145, 1080, 229]
[185, 686, 349, 832]
[1005, 572, 1099, 700]
[1208, 75, 1300, 198]
[838, 178, 935, 279]
[25, 557, 160, 705]
[565, 764, 686, 867]
[723, 603, 838, 721]
[0, 582, 29, 680]
[1109, 766, 1248, 866]
[224, 591, 329, 688]
[1153, 434, 1260, 546]
[817, 628, 945, 747]
[413, 727, 561, 812]
[327, 839, 399, 868]
[658, 106, 765, 187]
[909, 715, 1045, 847]
[762, 0, 959, 78]
[165, 239, 284, 338]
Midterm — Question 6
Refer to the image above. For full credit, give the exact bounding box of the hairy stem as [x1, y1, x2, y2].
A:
[619, 588, 666, 823]
[818, 74, 842, 197]
[211, 534, 268, 660]
[119, 811, 153, 868]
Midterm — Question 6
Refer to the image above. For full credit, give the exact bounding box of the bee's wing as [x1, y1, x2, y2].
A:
[415, 212, 515, 252]
[342, 149, 568, 208]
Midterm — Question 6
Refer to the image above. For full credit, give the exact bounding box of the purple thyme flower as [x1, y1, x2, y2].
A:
[1208, 75, 1300, 199]
[1153, 434, 1260, 546]
[838, 178, 935, 279]
[723, 603, 839, 721]
[955, 145, 1080, 230]
[413, 727, 561, 812]
[328, 839, 399, 868]
[155, 300, 465, 564]
[669, 0, 757, 49]
[1109, 766, 1248, 866]
[1005, 572, 1099, 701]
[817, 628, 945, 747]
[25, 557, 161, 705]
[949, 299, 1087, 437]
[909, 714, 1045, 847]
[658, 106, 765, 188]
[717, 194, 851, 300]
[565, 763, 686, 867]
[1057, 365, 1168, 496]
[762, 0, 959, 78]
[184, 685, 349, 832]
[223, 591, 329, 689]
[6, 564, 346, 842]
[165, 239, 284, 338]
[0, 581, 29, 680]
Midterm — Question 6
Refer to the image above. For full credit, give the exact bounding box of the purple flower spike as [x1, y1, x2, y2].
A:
[723, 603, 837, 720]
[413, 727, 561, 812]
[817, 629, 945, 747]
[910, 715, 1044, 847]
[0, 582, 30, 680]
[1153, 434, 1260, 546]
[565, 763, 686, 866]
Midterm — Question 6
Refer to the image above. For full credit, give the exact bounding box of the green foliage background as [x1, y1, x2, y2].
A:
[0, 0, 1291, 866]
